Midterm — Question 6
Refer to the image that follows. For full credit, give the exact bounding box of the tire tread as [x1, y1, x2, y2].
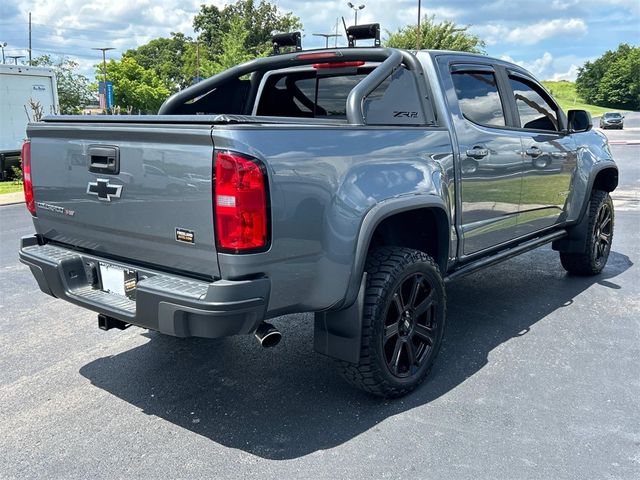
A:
[560, 189, 614, 276]
[337, 247, 446, 398]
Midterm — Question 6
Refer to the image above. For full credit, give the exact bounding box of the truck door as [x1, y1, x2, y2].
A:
[504, 72, 577, 235]
[442, 63, 523, 255]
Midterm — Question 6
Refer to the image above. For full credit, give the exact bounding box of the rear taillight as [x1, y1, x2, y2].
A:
[21, 140, 36, 216]
[214, 151, 269, 253]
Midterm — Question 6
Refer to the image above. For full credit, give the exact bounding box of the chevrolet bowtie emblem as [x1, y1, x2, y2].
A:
[87, 178, 123, 202]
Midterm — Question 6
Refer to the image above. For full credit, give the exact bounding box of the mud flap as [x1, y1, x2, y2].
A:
[313, 273, 367, 364]
[552, 200, 591, 253]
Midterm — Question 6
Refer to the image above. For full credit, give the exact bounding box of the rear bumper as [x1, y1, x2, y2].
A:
[19, 235, 270, 338]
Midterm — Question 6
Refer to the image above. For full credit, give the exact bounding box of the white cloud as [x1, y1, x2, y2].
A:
[500, 52, 585, 81]
[551, 0, 579, 10]
[481, 18, 588, 46]
[550, 64, 580, 81]
[507, 18, 587, 44]
[501, 52, 554, 78]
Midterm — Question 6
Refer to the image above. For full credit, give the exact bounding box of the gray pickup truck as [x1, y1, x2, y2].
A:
[19, 39, 618, 397]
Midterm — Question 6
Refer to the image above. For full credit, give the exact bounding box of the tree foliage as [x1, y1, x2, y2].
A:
[123, 32, 215, 93]
[211, 16, 255, 74]
[31, 55, 93, 114]
[385, 16, 485, 53]
[576, 44, 640, 111]
[98, 57, 170, 114]
[121, 0, 300, 95]
[193, 0, 301, 58]
[123, 33, 190, 92]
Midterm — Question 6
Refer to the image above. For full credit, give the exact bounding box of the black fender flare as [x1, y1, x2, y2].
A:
[342, 194, 450, 309]
[313, 195, 450, 363]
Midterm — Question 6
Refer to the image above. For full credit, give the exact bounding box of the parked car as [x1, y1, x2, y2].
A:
[19, 28, 618, 398]
[599, 112, 624, 129]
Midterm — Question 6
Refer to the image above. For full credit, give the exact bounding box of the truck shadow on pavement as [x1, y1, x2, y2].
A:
[79, 247, 632, 460]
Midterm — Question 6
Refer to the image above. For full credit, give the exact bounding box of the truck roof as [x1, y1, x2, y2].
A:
[0, 64, 56, 77]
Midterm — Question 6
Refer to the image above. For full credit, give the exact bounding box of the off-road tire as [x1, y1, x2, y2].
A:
[338, 247, 446, 398]
[560, 189, 614, 275]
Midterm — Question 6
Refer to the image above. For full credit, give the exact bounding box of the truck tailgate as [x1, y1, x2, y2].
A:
[27, 121, 220, 278]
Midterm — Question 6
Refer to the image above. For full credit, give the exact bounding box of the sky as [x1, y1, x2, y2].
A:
[0, 0, 638, 81]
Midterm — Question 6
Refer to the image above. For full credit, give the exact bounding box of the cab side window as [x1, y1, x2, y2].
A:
[451, 71, 506, 127]
[509, 77, 559, 131]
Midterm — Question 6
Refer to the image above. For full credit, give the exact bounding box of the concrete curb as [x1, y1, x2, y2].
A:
[0, 191, 24, 206]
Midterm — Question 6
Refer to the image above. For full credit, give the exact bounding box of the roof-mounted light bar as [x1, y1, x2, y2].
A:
[271, 32, 302, 55]
[346, 23, 381, 47]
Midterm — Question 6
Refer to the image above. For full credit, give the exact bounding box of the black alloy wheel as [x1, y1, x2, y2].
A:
[338, 247, 446, 398]
[591, 200, 613, 267]
[383, 273, 438, 378]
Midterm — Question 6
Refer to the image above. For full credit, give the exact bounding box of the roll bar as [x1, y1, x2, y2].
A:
[158, 47, 436, 126]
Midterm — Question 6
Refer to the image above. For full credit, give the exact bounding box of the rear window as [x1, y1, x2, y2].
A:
[257, 70, 368, 118]
[292, 75, 365, 117]
[256, 66, 426, 126]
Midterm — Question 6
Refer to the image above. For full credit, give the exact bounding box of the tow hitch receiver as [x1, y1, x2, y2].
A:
[98, 314, 131, 331]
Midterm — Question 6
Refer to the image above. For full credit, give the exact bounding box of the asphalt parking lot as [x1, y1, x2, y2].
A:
[1, 116, 639, 479]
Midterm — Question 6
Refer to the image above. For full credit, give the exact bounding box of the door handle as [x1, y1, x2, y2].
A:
[525, 146, 542, 158]
[88, 145, 120, 174]
[466, 147, 489, 159]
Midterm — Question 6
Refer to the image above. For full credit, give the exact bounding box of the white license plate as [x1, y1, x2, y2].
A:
[99, 262, 137, 297]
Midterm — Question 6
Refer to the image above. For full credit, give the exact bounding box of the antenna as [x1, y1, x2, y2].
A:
[312, 33, 341, 49]
[7, 55, 25, 65]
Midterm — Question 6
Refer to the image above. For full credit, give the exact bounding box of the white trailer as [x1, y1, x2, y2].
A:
[0, 64, 59, 178]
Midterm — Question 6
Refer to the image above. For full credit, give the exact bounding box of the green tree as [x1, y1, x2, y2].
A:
[123, 32, 215, 93]
[576, 44, 640, 110]
[31, 55, 93, 114]
[193, 0, 302, 58]
[211, 17, 255, 74]
[123, 33, 190, 92]
[98, 57, 170, 114]
[385, 15, 485, 54]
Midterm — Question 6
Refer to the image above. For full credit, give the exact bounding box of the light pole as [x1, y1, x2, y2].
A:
[347, 2, 365, 25]
[92, 47, 114, 88]
[7, 55, 25, 65]
[92, 47, 114, 112]
[313, 33, 341, 48]
[416, 0, 422, 50]
[0, 42, 6, 64]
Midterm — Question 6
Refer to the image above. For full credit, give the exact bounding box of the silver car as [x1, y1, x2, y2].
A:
[600, 112, 624, 129]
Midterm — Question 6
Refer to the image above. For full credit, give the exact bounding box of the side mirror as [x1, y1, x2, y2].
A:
[568, 109, 592, 133]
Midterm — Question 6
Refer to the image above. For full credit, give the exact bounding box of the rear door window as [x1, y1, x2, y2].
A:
[451, 71, 506, 127]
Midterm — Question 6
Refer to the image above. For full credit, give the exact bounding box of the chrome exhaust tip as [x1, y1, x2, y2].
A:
[254, 322, 282, 348]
